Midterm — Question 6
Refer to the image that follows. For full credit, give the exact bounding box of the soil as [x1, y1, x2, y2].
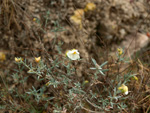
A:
[1, 0, 150, 67]
[1, 0, 150, 112]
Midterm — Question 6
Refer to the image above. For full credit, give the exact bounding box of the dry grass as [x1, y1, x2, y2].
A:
[0, 0, 150, 113]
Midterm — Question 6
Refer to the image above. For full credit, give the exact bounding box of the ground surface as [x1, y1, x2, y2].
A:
[1, 0, 150, 112]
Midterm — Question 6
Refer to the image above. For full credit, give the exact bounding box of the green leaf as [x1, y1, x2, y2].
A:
[99, 70, 105, 76]
[101, 69, 109, 72]
[91, 58, 97, 65]
[100, 61, 108, 67]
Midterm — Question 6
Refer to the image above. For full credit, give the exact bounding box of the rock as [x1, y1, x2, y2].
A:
[119, 29, 126, 39]
[34, 8, 40, 13]
[121, 33, 149, 57]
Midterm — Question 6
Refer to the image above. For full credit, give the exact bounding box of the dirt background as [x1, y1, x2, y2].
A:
[1, 0, 150, 112]
[1, 0, 150, 68]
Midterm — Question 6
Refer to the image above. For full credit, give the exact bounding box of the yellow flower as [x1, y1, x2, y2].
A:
[118, 84, 128, 95]
[74, 9, 84, 19]
[84, 3, 96, 12]
[0, 52, 6, 62]
[84, 80, 89, 84]
[117, 48, 123, 56]
[132, 76, 138, 81]
[33, 18, 36, 21]
[15, 57, 23, 62]
[35, 57, 41, 63]
[45, 81, 51, 86]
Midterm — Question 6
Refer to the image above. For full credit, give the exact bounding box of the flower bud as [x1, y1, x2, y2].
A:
[35, 57, 41, 63]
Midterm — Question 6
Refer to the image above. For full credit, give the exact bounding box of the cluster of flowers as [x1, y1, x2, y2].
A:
[15, 57, 41, 63]
[66, 49, 138, 95]
[14, 48, 138, 96]
[116, 48, 138, 95]
[70, 3, 96, 29]
[118, 75, 138, 95]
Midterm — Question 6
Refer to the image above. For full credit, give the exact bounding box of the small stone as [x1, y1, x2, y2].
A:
[121, 33, 149, 57]
[34, 8, 40, 13]
[119, 29, 126, 38]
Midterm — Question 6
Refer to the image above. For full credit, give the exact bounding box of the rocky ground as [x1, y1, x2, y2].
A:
[1, 0, 150, 112]
[1, 0, 150, 68]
